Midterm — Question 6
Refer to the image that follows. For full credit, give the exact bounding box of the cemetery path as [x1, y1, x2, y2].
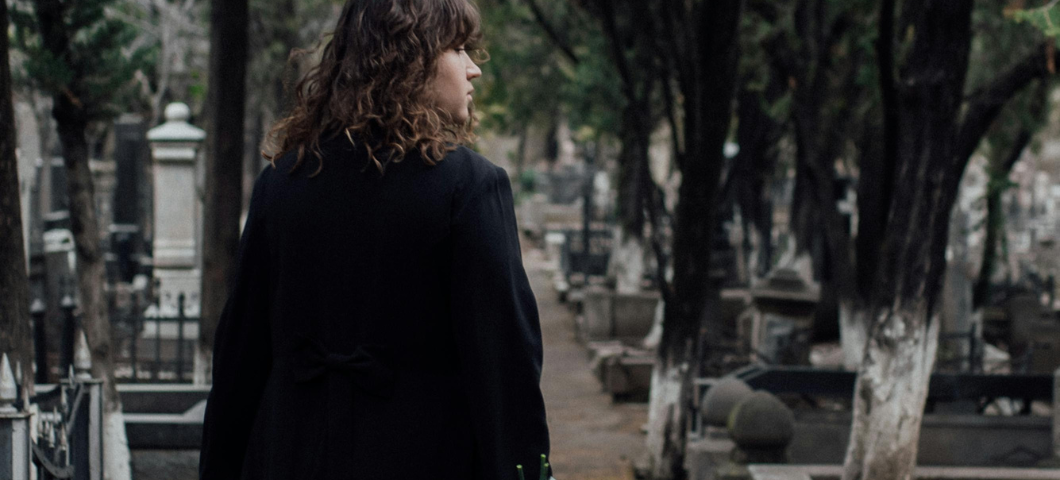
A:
[528, 261, 649, 480]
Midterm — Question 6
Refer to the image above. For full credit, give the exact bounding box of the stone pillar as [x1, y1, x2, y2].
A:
[147, 103, 205, 317]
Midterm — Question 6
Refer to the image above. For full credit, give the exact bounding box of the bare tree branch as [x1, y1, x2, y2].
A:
[954, 42, 1056, 168]
[522, 0, 580, 64]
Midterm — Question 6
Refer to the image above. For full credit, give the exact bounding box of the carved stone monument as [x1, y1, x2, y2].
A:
[147, 103, 205, 317]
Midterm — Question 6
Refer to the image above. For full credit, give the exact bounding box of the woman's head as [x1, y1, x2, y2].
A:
[265, 0, 484, 174]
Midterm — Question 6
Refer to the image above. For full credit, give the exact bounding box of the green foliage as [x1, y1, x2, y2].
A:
[1010, 0, 1060, 40]
[474, 0, 622, 138]
[10, 0, 155, 121]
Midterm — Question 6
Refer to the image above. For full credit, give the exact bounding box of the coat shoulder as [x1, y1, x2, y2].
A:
[436, 145, 502, 191]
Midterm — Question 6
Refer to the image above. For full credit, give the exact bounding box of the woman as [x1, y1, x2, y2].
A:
[198, 1, 551, 479]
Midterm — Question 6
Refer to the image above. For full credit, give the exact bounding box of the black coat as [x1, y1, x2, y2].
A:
[198, 136, 551, 480]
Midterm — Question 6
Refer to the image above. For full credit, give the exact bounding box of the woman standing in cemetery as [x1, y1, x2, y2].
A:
[197, 1, 552, 479]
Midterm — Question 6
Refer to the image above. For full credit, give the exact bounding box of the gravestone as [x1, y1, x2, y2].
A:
[613, 291, 660, 342]
[90, 159, 116, 243]
[577, 287, 659, 345]
[600, 353, 653, 401]
[579, 286, 613, 342]
[746, 269, 819, 365]
[113, 117, 149, 227]
[147, 103, 205, 317]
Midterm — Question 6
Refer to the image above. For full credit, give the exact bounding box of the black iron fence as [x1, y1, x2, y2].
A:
[113, 292, 198, 383]
[0, 351, 103, 480]
[31, 286, 198, 384]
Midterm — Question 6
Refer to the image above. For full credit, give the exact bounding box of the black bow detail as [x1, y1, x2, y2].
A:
[291, 336, 396, 399]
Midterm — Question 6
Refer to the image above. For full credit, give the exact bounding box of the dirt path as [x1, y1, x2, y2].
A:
[529, 264, 649, 480]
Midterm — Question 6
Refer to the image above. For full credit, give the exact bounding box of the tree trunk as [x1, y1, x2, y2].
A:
[842, 304, 940, 480]
[644, 353, 690, 479]
[56, 117, 131, 480]
[731, 84, 781, 279]
[32, 0, 132, 473]
[0, 0, 34, 397]
[843, 2, 973, 478]
[972, 174, 1004, 309]
[973, 85, 1041, 309]
[198, 0, 249, 385]
[646, 1, 743, 477]
[612, 99, 653, 294]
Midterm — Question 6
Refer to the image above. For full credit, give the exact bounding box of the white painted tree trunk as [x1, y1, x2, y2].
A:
[644, 358, 686, 479]
[841, 306, 940, 480]
[642, 299, 665, 350]
[839, 302, 868, 371]
[610, 228, 646, 295]
[193, 346, 211, 385]
[103, 398, 131, 480]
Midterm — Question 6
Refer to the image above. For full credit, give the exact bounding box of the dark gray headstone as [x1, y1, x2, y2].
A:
[113, 119, 149, 226]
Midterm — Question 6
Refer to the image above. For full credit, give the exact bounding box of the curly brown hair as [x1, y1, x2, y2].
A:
[264, 0, 484, 175]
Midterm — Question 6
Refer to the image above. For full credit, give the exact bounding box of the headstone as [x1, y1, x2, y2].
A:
[49, 157, 67, 212]
[1027, 320, 1060, 374]
[113, 117, 149, 226]
[147, 103, 205, 317]
[543, 166, 585, 204]
[89, 159, 117, 242]
[578, 286, 613, 342]
[601, 354, 653, 401]
[748, 269, 819, 365]
[613, 291, 661, 342]
[577, 287, 660, 345]
[1006, 293, 1043, 347]
[43, 226, 76, 379]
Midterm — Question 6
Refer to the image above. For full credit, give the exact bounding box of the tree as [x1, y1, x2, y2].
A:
[970, 3, 1055, 309]
[643, 1, 744, 478]
[480, 0, 620, 163]
[840, 2, 1060, 477]
[735, 1, 1057, 476]
[11, 0, 151, 476]
[574, 0, 661, 295]
[493, 3, 744, 476]
[746, 0, 880, 351]
[0, 0, 35, 400]
[198, 0, 249, 385]
[122, 0, 209, 125]
[972, 79, 1047, 309]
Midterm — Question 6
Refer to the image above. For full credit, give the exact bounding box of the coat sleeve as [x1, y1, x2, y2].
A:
[199, 168, 274, 480]
[451, 165, 552, 480]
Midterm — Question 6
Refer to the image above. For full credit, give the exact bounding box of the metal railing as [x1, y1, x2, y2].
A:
[31, 285, 199, 384]
[0, 339, 103, 480]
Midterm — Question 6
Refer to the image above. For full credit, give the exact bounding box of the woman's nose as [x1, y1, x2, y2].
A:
[467, 61, 482, 81]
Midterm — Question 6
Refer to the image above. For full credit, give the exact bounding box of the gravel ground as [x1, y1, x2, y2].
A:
[131, 259, 648, 480]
